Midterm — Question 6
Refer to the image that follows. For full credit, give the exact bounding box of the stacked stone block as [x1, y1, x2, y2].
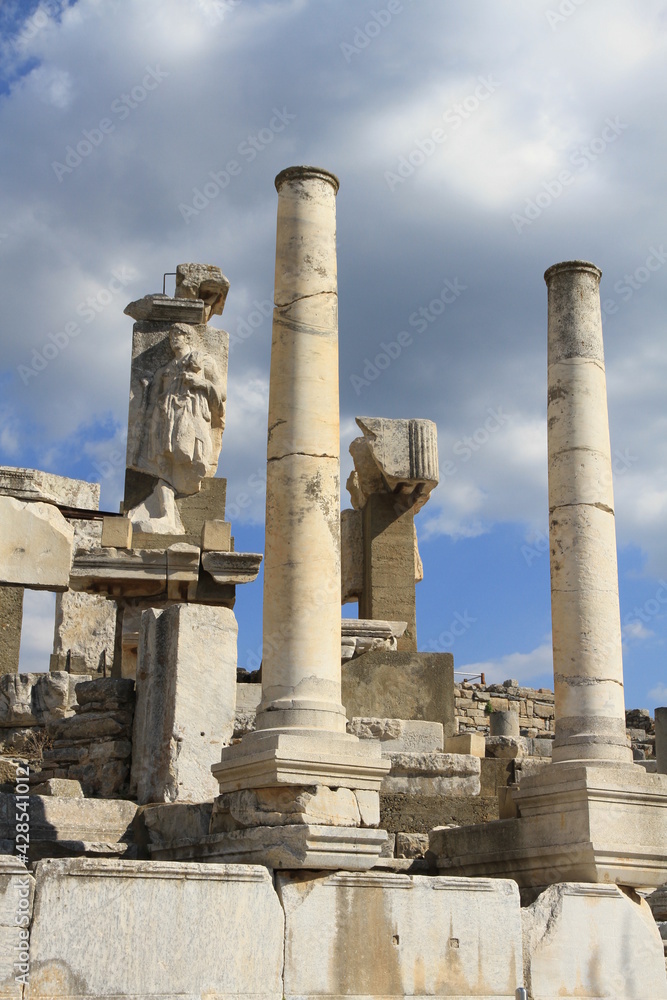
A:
[37, 678, 135, 798]
[454, 679, 555, 736]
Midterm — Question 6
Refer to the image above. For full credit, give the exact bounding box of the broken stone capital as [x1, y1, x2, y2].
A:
[347, 416, 439, 512]
[175, 263, 230, 322]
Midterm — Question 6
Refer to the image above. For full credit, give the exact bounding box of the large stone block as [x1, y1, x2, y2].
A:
[382, 752, 480, 796]
[131, 603, 238, 804]
[348, 717, 444, 753]
[0, 497, 74, 591]
[0, 467, 99, 509]
[0, 794, 137, 845]
[523, 883, 667, 999]
[0, 856, 34, 998]
[380, 792, 498, 835]
[431, 763, 667, 889]
[342, 650, 455, 737]
[278, 870, 522, 999]
[27, 858, 284, 999]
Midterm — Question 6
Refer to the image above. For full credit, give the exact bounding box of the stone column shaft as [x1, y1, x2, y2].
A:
[545, 260, 632, 766]
[256, 166, 346, 734]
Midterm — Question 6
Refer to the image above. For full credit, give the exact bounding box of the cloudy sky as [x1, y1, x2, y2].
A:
[1, 0, 666, 711]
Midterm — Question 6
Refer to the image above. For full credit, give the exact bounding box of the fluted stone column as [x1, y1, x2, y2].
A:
[256, 166, 346, 734]
[545, 260, 632, 767]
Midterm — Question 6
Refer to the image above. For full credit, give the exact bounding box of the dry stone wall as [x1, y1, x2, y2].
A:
[455, 679, 555, 736]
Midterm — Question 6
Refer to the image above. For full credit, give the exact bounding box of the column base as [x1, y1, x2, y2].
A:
[171, 823, 390, 870]
[429, 763, 667, 889]
[211, 727, 390, 793]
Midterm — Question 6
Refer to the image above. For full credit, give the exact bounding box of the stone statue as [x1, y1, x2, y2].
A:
[128, 322, 226, 533]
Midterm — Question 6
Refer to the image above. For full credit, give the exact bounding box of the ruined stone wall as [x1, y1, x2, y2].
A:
[454, 680, 555, 736]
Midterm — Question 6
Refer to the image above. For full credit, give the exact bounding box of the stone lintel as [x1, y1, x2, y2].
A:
[123, 294, 205, 324]
[69, 547, 262, 598]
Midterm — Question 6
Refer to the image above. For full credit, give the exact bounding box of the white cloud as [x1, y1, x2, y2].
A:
[459, 639, 554, 686]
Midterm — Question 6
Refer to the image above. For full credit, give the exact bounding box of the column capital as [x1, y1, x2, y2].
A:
[544, 259, 601, 285]
[275, 165, 340, 194]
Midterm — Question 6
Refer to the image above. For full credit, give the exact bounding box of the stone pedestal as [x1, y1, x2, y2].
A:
[360, 494, 417, 650]
[209, 167, 388, 869]
[131, 603, 238, 804]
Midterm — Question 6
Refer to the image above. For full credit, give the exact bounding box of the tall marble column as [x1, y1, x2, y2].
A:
[256, 166, 346, 734]
[209, 168, 389, 869]
[545, 260, 632, 767]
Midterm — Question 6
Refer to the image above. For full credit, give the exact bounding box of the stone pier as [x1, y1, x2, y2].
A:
[206, 167, 389, 869]
[429, 261, 667, 889]
[545, 261, 632, 767]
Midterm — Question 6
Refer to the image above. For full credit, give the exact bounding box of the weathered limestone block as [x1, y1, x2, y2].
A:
[131, 603, 238, 804]
[382, 752, 480, 796]
[0, 467, 99, 508]
[53, 515, 118, 678]
[0, 856, 34, 998]
[444, 732, 486, 757]
[278, 870, 522, 1000]
[0, 497, 74, 590]
[0, 793, 137, 848]
[340, 618, 407, 661]
[342, 650, 455, 737]
[0, 587, 23, 677]
[348, 717, 444, 752]
[522, 883, 667, 999]
[27, 858, 284, 1000]
[175, 262, 230, 321]
[210, 785, 367, 831]
[395, 832, 430, 859]
[0, 672, 85, 728]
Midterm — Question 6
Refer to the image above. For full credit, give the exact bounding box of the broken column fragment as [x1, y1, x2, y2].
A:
[342, 417, 438, 650]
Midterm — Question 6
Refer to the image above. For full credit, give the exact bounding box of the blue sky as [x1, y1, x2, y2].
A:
[1, 0, 667, 712]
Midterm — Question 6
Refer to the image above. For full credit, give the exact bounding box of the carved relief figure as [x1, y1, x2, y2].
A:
[146, 323, 226, 494]
[128, 323, 226, 533]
